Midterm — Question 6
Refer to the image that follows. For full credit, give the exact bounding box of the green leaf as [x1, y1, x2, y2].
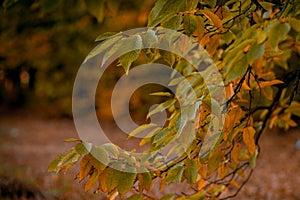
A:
[90, 146, 109, 169]
[286, 101, 300, 117]
[85, 35, 122, 61]
[148, 0, 185, 27]
[177, 191, 206, 200]
[224, 52, 248, 82]
[119, 49, 141, 74]
[161, 15, 183, 30]
[95, 32, 119, 42]
[103, 34, 142, 69]
[247, 42, 264, 65]
[184, 159, 198, 184]
[85, 0, 105, 23]
[289, 18, 300, 32]
[259, 2, 275, 10]
[128, 123, 157, 139]
[147, 99, 176, 119]
[153, 127, 174, 144]
[166, 164, 184, 184]
[207, 146, 222, 175]
[184, 14, 197, 36]
[139, 127, 161, 146]
[48, 148, 77, 172]
[100, 167, 120, 193]
[249, 149, 258, 169]
[103, 143, 119, 157]
[266, 21, 290, 51]
[161, 194, 175, 200]
[117, 171, 137, 194]
[141, 29, 158, 47]
[126, 194, 143, 200]
[159, 50, 176, 67]
[75, 143, 89, 155]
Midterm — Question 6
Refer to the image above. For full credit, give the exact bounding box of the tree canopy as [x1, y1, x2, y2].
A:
[45, 0, 299, 199]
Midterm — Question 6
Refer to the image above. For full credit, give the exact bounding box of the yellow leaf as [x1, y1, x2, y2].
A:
[201, 10, 224, 31]
[243, 127, 256, 155]
[78, 155, 92, 181]
[84, 169, 99, 192]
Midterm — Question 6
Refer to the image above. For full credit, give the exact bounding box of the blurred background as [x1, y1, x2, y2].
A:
[0, 0, 154, 116]
[0, 0, 299, 199]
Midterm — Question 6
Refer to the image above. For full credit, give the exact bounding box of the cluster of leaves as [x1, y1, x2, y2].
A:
[49, 0, 300, 199]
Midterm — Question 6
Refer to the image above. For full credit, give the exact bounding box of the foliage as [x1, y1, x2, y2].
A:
[49, 0, 299, 199]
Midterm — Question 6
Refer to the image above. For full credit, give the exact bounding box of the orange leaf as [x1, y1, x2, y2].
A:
[242, 81, 251, 90]
[197, 179, 206, 191]
[201, 10, 224, 31]
[206, 34, 220, 56]
[243, 44, 251, 53]
[200, 34, 210, 46]
[257, 80, 284, 89]
[243, 127, 256, 155]
[231, 143, 241, 163]
[230, 180, 240, 189]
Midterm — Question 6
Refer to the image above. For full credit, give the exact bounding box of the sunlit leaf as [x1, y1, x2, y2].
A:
[48, 148, 78, 172]
[119, 49, 141, 74]
[147, 99, 176, 119]
[78, 154, 93, 181]
[128, 123, 157, 139]
[166, 164, 184, 183]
